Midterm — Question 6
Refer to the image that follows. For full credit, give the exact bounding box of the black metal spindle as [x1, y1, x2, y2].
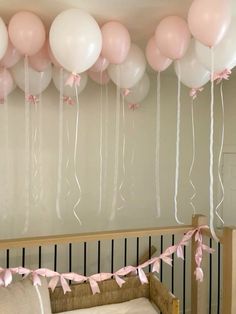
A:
[6, 249, 9, 268]
[183, 244, 186, 314]
[54, 245, 57, 272]
[97, 241, 101, 273]
[38, 246, 42, 268]
[83, 242, 87, 276]
[160, 235, 163, 282]
[217, 242, 221, 314]
[124, 238, 127, 267]
[111, 239, 114, 273]
[69, 243, 72, 273]
[22, 248, 25, 267]
[136, 237, 139, 266]
[171, 234, 175, 294]
[209, 238, 212, 314]
[148, 236, 152, 272]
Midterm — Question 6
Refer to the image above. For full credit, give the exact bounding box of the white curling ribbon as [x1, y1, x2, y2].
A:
[189, 98, 196, 215]
[55, 68, 63, 220]
[209, 49, 219, 242]
[98, 75, 103, 214]
[215, 83, 225, 225]
[65, 118, 71, 199]
[3, 94, 9, 221]
[174, 62, 184, 224]
[155, 72, 161, 217]
[23, 55, 30, 233]
[73, 85, 82, 225]
[102, 84, 109, 203]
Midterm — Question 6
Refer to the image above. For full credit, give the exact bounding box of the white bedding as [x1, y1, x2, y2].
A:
[57, 297, 159, 314]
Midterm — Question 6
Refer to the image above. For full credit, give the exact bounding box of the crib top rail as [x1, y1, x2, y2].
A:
[0, 224, 193, 250]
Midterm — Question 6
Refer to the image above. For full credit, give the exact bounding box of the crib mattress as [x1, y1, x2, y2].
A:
[57, 297, 159, 314]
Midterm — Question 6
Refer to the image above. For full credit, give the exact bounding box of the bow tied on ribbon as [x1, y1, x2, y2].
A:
[63, 96, 75, 106]
[213, 68, 231, 85]
[128, 103, 140, 111]
[189, 87, 204, 100]
[65, 72, 81, 87]
[26, 94, 39, 105]
[122, 88, 131, 96]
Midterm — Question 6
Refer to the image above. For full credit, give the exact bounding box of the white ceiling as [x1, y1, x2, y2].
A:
[0, 0, 234, 48]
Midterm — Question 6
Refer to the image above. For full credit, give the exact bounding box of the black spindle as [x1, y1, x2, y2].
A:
[209, 238, 212, 314]
[97, 241, 101, 273]
[136, 237, 139, 266]
[160, 235, 163, 282]
[69, 243, 72, 284]
[54, 245, 57, 272]
[148, 236, 152, 272]
[38, 246, 42, 268]
[217, 242, 221, 314]
[183, 244, 186, 314]
[171, 234, 175, 294]
[6, 249, 9, 268]
[22, 248, 25, 267]
[111, 239, 114, 273]
[124, 238, 127, 267]
[84, 242, 87, 276]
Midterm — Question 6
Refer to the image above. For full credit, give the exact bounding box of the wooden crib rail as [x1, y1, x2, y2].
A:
[0, 225, 193, 250]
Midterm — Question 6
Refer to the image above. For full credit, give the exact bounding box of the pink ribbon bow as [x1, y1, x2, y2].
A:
[65, 72, 81, 87]
[213, 68, 231, 84]
[63, 96, 75, 106]
[189, 87, 204, 100]
[26, 95, 39, 105]
[122, 88, 131, 96]
[128, 103, 140, 111]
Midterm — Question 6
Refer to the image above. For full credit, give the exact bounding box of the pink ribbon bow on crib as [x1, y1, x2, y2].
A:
[65, 72, 81, 87]
[189, 87, 204, 100]
[26, 95, 39, 105]
[63, 96, 75, 105]
[213, 68, 231, 84]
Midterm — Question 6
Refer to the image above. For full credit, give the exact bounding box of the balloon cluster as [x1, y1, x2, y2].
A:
[0, 1, 233, 104]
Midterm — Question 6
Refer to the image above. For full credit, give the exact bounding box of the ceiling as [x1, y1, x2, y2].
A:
[0, 0, 234, 48]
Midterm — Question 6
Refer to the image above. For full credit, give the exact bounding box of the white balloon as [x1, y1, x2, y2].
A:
[52, 66, 88, 97]
[0, 18, 8, 60]
[124, 73, 150, 104]
[49, 9, 102, 73]
[108, 43, 146, 89]
[174, 39, 210, 89]
[11, 59, 52, 95]
[195, 19, 236, 72]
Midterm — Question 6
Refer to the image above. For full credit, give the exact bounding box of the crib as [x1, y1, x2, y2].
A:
[0, 214, 235, 314]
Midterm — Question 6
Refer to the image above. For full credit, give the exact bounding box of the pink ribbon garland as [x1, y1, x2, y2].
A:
[0, 225, 214, 293]
[189, 87, 204, 100]
[63, 96, 75, 106]
[213, 68, 231, 85]
[26, 94, 39, 105]
[65, 72, 81, 87]
[128, 103, 140, 111]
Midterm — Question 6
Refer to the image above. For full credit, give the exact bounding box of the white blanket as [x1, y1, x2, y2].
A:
[57, 297, 159, 314]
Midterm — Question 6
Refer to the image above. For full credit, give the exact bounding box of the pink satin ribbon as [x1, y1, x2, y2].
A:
[128, 103, 140, 111]
[65, 72, 81, 87]
[0, 225, 213, 292]
[189, 87, 204, 100]
[63, 96, 75, 106]
[26, 94, 39, 105]
[213, 68, 231, 85]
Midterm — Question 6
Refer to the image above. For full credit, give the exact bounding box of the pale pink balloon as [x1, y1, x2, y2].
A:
[0, 68, 14, 100]
[188, 0, 231, 47]
[155, 16, 191, 60]
[101, 21, 131, 64]
[8, 11, 46, 56]
[145, 37, 172, 72]
[89, 70, 110, 85]
[0, 39, 22, 68]
[90, 55, 109, 72]
[29, 42, 51, 72]
[48, 42, 62, 68]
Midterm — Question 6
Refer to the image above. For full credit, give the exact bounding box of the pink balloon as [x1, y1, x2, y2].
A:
[0, 68, 14, 100]
[90, 55, 109, 72]
[188, 0, 231, 47]
[8, 11, 46, 56]
[89, 70, 110, 85]
[145, 37, 172, 72]
[29, 42, 51, 72]
[0, 39, 22, 68]
[48, 42, 62, 68]
[101, 21, 131, 64]
[155, 16, 191, 60]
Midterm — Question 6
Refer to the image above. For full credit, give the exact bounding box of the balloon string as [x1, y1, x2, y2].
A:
[103, 83, 109, 202]
[55, 68, 63, 220]
[3, 94, 9, 221]
[98, 70, 103, 214]
[130, 109, 135, 200]
[215, 82, 225, 225]
[189, 98, 196, 215]
[209, 48, 219, 241]
[23, 55, 30, 234]
[65, 117, 71, 199]
[155, 71, 161, 218]
[117, 94, 126, 210]
[174, 62, 184, 224]
[110, 67, 121, 220]
[38, 80, 43, 202]
[32, 92, 39, 204]
[73, 85, 82, 225]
